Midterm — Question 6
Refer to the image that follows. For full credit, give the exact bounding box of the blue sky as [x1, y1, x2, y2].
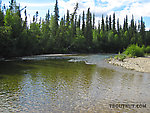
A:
[1, 0, 150, 30]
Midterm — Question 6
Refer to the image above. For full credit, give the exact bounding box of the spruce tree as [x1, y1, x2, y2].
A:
[82, 11, 85, 35]
[0, 8, 4, 26]
[33, 15, 35, 23]
[101, 14, 104, 31]
[45, 10, 50, 23]
[54, 0, 59, 28]
[36, 11, 38, 23]
[85, 8, 93, 48]
[9, 0, 14, 10]
[74, 15, 77, 35]
[130, 15, 135, 42]
[106, 15, 108, 31]
[98, 20, 100, 34]
[117, 18, 120, 32]
[131, 15, 134, 29]
[77, 15, 81, 29]
[23, 9, 27, 29]
[113, 13, 116, 32]
[140, 16, 146, 45]
[70, 3, 78, 39]
[66, 10, 70, 27]
[125, 15, 128, 31]
[109, 15, 112, 30]
[123, 18, 126, 32]
[92, 13, 95, 29]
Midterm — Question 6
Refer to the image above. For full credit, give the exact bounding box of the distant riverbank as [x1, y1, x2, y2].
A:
[107, 56, 150, 73]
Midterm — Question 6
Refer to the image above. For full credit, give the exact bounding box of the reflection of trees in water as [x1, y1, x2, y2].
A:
[0, 57, 150, 112]
[0, 61, 28, 92]
[0, 62, 28, 112]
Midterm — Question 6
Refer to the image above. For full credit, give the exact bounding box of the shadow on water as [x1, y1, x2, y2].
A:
[0, 61, 35, 77]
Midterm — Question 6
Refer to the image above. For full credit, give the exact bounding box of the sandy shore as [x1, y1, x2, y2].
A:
[107, 56, 150, 73]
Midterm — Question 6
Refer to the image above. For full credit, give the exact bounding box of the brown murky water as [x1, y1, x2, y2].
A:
[0, 54, 150, 112]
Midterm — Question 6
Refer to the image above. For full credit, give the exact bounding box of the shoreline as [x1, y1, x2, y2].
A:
[107, 56, 150, 73]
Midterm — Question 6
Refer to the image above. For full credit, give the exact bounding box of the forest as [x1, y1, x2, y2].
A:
[0, 0, 150, 58]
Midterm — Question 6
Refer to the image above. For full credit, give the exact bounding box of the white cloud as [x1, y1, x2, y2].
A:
[129, 2, 150, 17]
[19, 2, 55, 7]
[57, 0, 150, 18]
[57, 0, 150, 29]
[3, 0, 149, 29]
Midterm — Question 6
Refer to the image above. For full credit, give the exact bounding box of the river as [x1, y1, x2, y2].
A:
[0, 54, 150, 112]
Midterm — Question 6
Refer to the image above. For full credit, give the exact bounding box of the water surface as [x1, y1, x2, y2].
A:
[0, 54, 150, 112]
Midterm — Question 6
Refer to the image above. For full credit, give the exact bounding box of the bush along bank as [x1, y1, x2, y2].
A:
[107, 44, 150, 73]
[114, 44, 150, 61]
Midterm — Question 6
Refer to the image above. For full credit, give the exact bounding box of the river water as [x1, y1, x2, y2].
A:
[0, 54, 150, 113]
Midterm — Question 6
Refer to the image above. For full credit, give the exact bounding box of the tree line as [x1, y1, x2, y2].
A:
[0, 0, 150, 58]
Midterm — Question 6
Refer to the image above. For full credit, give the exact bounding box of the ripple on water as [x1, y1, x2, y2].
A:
[0, 54, 150, 112]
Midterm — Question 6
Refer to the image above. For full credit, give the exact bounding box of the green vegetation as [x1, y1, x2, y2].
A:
[114, 44, 150, 61]
[0, 0, 150, 58]
[123, 45, 144, 57]
[145, 46, 150, 53]
[114, 53, 126, 61]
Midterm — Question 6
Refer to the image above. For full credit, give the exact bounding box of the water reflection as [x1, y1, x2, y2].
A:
[0, 55, 150, 112]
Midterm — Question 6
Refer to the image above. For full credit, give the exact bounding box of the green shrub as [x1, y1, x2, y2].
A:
[145, 46, 150, 53]
[123, 44, 144, 57]
[142, 45, 146, 52]
[114, 53, 126, 61]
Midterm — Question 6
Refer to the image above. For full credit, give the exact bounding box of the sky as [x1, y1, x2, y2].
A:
[1, 0, 150, 30]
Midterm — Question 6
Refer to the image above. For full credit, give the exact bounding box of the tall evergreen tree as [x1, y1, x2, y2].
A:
[33, 15, 35, 23]
[131, 15, 134, 29]
[98, 20, 100, 34]
[23, 9, 27, 29]
[92, 13, 95, 29]
[63, 14, 66, 25]
[2, 4, 6, 12]
[117, 18, 120, 32]
[70, 3, 78, 37]
[54, 0, 59, 28]
[77, 15, 81, 28]
[106, 15, 108, 31]
[74, 15, 77, 35]
[82, 11, 85, 35]
[85, 8, 93, 47]
[101, 14, 104, 31]
[138, 20, 141, 31]
[45, 10, 50, 23]
[109, 15, 112, 30]
[134, 21, 137, 33]
[66, 10, 70, 27]
[113, 13, 116, 32]
[70, 3, 78, 21]
[125, 15, 128, 31]
[36, 11, 38, 23]
[140, 16, 146, 45]
[9, 0, 14, 10]
[39, 17, 42, 25]
[0, 8, 4, 26]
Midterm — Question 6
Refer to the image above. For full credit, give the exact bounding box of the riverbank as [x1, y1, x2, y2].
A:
[107, 56, 150, 73]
